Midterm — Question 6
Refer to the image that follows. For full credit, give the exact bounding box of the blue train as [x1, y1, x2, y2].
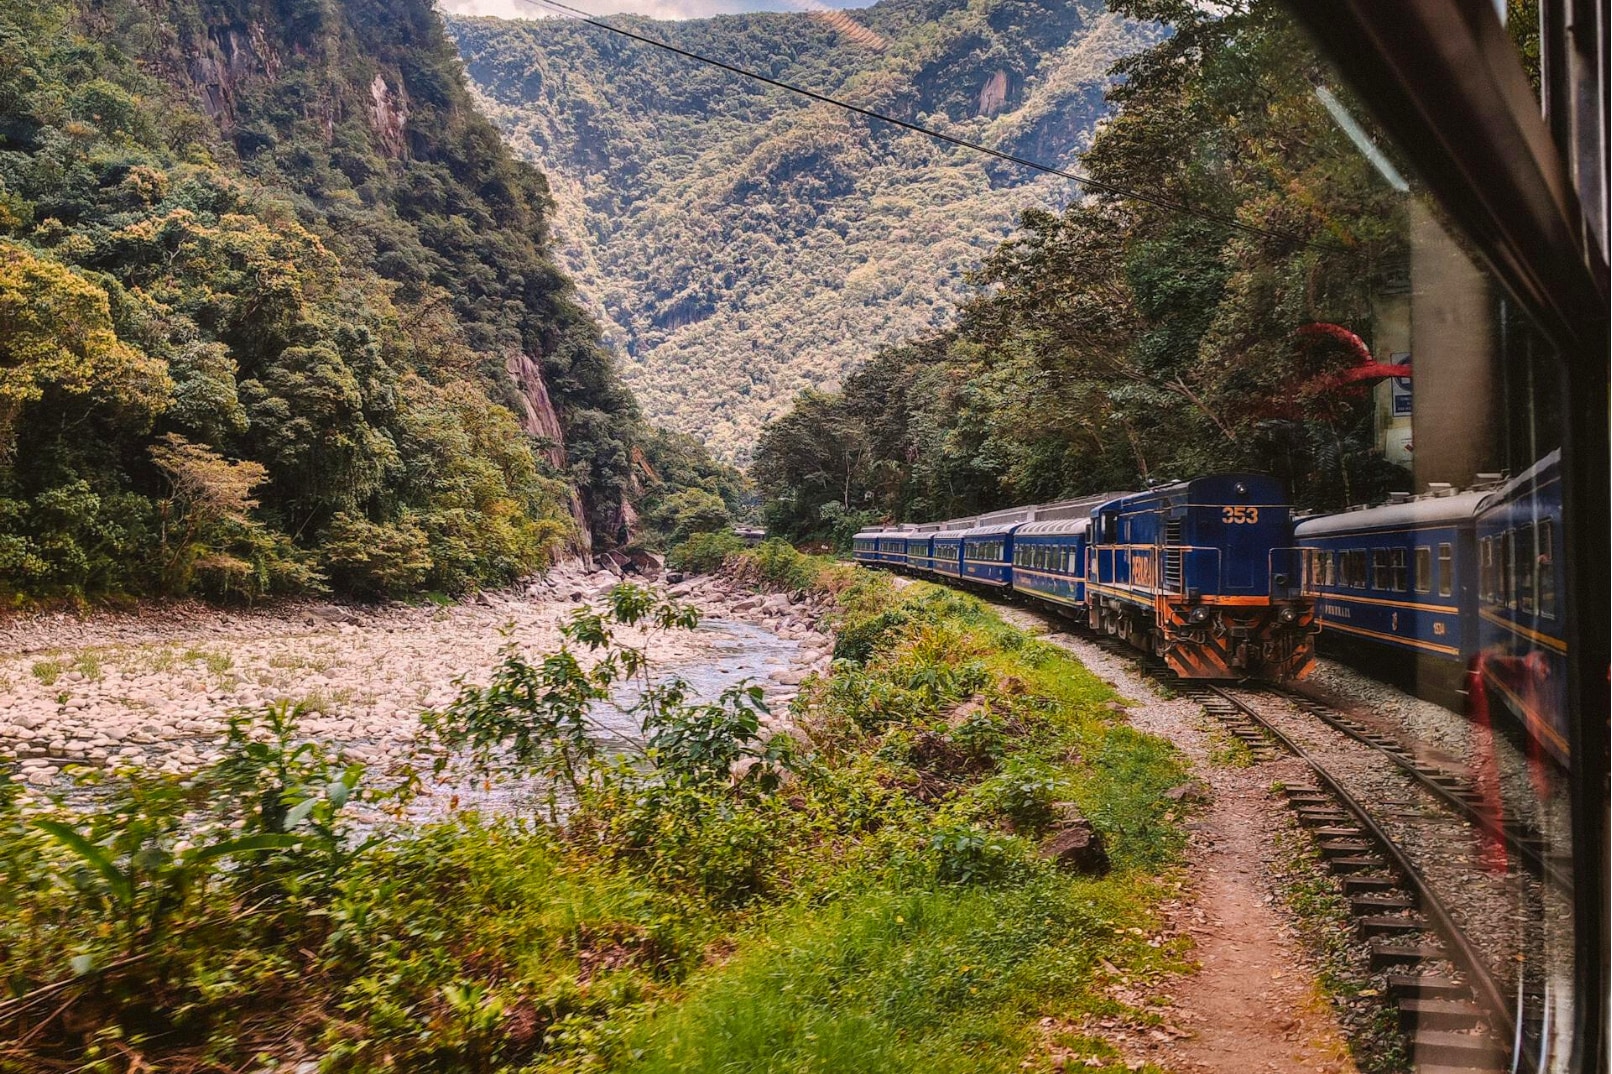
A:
[1294, 488, 1490, 667]
[1474, 452, 1567, 770]
[853, 457, 1569, 770]
[854, 477, 1315, 681]
[1293, 451, 1568, 769]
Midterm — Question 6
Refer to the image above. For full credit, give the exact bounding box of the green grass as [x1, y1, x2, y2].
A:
[626, 878, 1173, 1074]
[29, 659, 62, 685]
[3, 550, 1193, 1073]
[182, 647, 233, 675]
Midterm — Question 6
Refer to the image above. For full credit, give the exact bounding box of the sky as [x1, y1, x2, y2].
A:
[438, 0, 877, 22]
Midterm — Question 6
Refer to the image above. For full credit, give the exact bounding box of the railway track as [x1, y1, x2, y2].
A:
[1059, 627, 1541, 1073]
[1183, 681, 1530, 1074]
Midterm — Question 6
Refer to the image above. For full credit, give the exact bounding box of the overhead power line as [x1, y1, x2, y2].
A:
[503, 0, 1350, 253]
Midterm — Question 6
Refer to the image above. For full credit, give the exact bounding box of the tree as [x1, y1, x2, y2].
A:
[0, 243, 168, 461]
[149, 433, 269, 593]
[649, 488, 732, 546]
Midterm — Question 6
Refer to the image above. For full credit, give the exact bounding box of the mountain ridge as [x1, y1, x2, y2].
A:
[448, 0, 1157, 462]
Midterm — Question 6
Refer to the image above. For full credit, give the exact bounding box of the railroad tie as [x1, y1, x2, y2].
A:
[1369, 940, 1446, 970]
[1395, 998, 1484, 1032]
[1355, 914, 1425, 938]
[1326, 854, 1388, 873]
[1405, 1029, 1504, 1070]
[1384, 974, 1469, 1001]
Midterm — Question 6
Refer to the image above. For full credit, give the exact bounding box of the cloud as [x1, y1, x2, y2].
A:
[438, 0, 876, 22]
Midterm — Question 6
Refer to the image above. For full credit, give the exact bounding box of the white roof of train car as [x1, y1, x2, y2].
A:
[1013, 518, 1092, 537]
[1294, 489, 1490, 537]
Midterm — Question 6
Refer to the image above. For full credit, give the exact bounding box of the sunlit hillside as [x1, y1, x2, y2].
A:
[450, 0, 1156, 461]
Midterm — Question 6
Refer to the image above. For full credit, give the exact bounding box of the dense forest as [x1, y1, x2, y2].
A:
[0, 0, 739, 603]
[752, 0, 1424, 541]
[450, 0, 1156, 462]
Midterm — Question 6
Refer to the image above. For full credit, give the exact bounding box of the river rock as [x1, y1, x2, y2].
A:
[1163, 780, 1210, 803]
[1039, 818, 1109, 875]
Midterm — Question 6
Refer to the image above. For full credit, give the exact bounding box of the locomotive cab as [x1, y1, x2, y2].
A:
[1087, 474, 1315, 680]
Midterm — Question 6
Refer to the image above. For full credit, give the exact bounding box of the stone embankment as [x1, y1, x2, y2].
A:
[0, 561, 833, 788]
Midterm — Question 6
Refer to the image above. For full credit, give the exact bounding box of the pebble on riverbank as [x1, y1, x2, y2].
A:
[0, 563, 835, 789]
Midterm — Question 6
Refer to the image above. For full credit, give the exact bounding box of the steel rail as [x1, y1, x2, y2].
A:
[1268, 685, 1571, 893]
[1203, 683, 1527, 1074]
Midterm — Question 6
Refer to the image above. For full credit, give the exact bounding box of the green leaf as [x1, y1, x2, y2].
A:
[35, 819, 134, 906]
[283, 797, 319, 829]
[186, 832, 301, 864]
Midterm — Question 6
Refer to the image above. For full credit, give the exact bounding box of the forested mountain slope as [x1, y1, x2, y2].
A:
[449, 0, 1155, 462]
[751, 0, 1425, 540]
[0, 0, 729, 602]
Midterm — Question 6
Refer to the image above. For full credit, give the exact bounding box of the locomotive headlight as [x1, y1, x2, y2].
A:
[1279, 606, 1298, 624]
[1189, 606, 1211, 624]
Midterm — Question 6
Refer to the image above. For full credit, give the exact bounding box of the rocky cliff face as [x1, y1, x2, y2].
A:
[507, 353, 594, 548]
[450, 0, 1157, 463]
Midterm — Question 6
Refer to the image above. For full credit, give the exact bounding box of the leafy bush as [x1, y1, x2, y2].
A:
[320, 512, 434, 597]
[666, 530, 742, 574]
[925, 824, 1030, 886]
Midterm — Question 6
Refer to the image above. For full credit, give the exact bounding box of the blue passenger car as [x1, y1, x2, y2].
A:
[960, 523, 1017, 587]
[851, 530, 881, 567]
[1294, 490, 1487, 669]
[877, 532, 908, 567]
[931, 532, 964, 580]
[1087, 474, 1313, 679]
[1010, 519, 1091, 611]
[904, 533, 936, 574]
[1472, 450, 1568, 769]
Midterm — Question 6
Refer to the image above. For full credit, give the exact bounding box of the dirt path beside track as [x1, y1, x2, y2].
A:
[998, 606, 1360, 1074]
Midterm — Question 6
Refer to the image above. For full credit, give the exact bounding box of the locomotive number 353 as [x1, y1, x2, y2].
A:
[1222, 506, 1260, 524]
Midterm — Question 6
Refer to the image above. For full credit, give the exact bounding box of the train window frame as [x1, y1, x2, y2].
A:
[1437, 543, 1453, 597]
[1515, 525, 1537, 615]
[1370, 547, 1390, 590]
[1389, 548, 1408, 592]
[1536, 519, 1557, 619]
[1324, 551, 1336, 587]
[1414, 546, 1432, 593]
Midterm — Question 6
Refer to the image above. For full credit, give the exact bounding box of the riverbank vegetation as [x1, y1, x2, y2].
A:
[0, 0, 740, 607]
[2, 550, 1187, 1072]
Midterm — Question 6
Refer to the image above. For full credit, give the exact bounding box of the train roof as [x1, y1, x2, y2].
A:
[917, 492, 1130, 533]
[957, 521, 1021, 538]
[1094, 473, 1284, 513]
[1014, 518, 1092, 537]
[1295, 489, 1492, 537]
[1477, 448, 1562, 514]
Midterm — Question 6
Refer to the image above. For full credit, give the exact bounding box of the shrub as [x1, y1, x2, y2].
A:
[320, 512, 433, 597]
[666, 530, 742, 574]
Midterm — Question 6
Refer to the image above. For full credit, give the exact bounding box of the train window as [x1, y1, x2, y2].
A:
[1389, 548, 1408, 592]
[1437, 544, 1453, 597]
[1516, 527, 1536, 614]
[1500, 530, 1516, 608]
[1324, 552, 1335, 587]
[1478, 537, 1494, 602]
[1414, 547, 1432, 593]
[1536, 520, 1557, 619]
[1370, 548, 1389, 590]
